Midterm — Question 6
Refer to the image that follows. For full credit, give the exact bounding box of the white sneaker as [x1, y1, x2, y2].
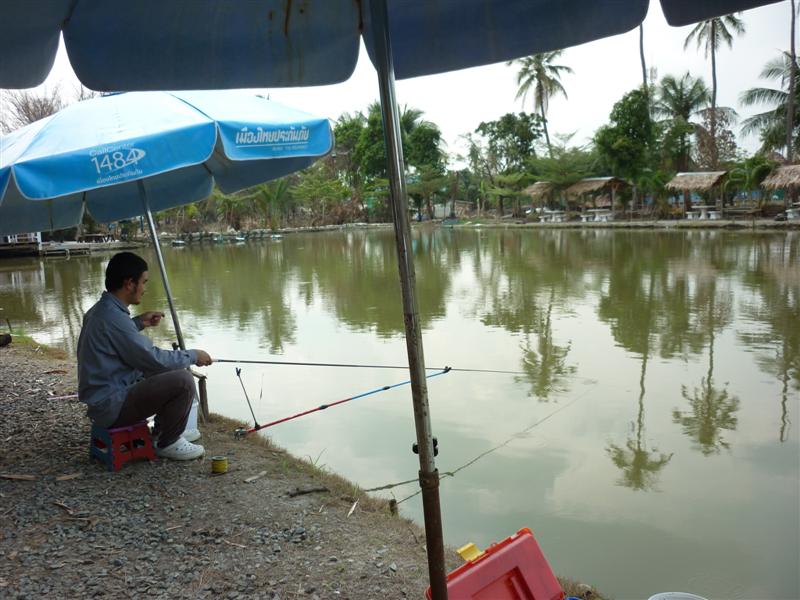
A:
[156, 437, 205, 461]
[182, 428, 201, 442]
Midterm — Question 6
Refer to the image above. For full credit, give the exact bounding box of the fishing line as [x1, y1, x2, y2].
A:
[363, 381, 599, 503]
[216, 357, 526, 376]
[233, 367, 452, 437]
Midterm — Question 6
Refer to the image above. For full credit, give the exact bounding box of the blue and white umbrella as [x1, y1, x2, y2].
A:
[0, 90, 332, 235]
[0, 89, 333, 459]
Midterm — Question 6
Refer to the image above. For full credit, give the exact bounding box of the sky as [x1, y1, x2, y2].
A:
[41, 1, 794, 165]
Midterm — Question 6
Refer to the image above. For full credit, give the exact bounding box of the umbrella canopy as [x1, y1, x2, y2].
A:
[0, 0, 781, 90]
[0, 91, 332, 235]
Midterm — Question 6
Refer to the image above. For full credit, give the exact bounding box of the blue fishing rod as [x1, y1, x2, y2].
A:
[233, 366, 452, 438]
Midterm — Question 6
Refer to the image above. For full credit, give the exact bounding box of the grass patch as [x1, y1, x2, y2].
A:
[3, 334, 69, 360]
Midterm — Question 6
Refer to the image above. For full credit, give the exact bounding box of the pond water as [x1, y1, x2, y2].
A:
[1, 228, 798, 599]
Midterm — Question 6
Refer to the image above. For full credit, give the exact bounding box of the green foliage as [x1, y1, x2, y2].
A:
[475, 112, 543, 173]
[240, 179, 292, 229]
[407, 123, 445, 173]
[527, 140, 598, 187]
[333, 111, 367, 191]
[353, 104, 389, 180]
[291, 162, 350, 221]
[594, 88, 655, 181]
[654, 72, 710, 171]
[408, 165, 449, 219]
[353, 102, 443, 181]
[726, 155, 777, 207]
[683, 14, 746, 60]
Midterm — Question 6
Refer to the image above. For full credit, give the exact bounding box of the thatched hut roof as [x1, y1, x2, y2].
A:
[665, 171, 727, 192]
[565, 177, 628, 196]
[524, 181, 555, 199]
[762, 165, 800, 190]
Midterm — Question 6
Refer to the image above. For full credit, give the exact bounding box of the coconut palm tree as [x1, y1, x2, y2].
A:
[509, 51, 573, 157]
[787, 0, 797, 161]
[740, 53, 800, 156]
[639, 25, 648, 92]
[654, 72, 710, 171]
[684, 14, 746, 168]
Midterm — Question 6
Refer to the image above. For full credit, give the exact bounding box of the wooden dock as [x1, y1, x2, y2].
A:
[0, 240, 145, 259]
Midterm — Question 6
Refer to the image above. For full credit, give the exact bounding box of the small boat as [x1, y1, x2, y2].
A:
[270, 234, 283, 240]
[171, 239, 187, 247]
[230, 235, 246, 243]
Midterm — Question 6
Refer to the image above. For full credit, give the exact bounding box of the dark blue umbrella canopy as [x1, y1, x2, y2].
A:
[0, 0, 781, 91]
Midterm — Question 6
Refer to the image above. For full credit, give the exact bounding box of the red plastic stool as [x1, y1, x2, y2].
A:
[89, 421, 158, 471]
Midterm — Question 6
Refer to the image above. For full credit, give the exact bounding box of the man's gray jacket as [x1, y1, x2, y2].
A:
[77, 292, 197, 426]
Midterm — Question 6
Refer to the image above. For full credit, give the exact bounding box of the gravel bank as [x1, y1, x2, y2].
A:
[0, 339, 601, 599]
[0, 340, 461, 599]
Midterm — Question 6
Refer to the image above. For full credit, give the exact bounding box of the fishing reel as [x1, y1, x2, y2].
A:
[412, 437, 439, 457]
[234, 427, 248, 440]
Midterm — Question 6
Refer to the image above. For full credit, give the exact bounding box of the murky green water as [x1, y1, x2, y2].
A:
[1, 228, 798, 599]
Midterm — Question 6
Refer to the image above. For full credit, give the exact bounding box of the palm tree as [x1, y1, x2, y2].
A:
[654, 72, 710, 171]
[509, 51, 573, 157]
[787, 0, 797, 161]
[726, 155, 775, 208]
[740, 53, 800, 156]
[639, 25, 648, 92]
[684, 14, 746, 168]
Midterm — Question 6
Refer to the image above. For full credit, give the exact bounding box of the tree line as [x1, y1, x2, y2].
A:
[1, 4, 797, 232]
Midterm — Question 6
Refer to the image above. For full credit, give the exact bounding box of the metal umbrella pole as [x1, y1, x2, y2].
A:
[137, 180, 186, 350]
[367, 1, 447, 598]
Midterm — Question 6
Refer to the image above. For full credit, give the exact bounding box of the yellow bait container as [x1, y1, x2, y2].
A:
[211, 455, 228, 475]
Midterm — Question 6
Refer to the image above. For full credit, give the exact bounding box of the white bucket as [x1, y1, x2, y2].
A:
[648, 593, 709, 600]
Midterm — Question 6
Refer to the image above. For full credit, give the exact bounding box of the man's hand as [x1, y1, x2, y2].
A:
[139, 311, 165, 328]
[194, 350, 213, 367]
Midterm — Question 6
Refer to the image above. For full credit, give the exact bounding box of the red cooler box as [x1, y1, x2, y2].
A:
[426, 528, 564, 600]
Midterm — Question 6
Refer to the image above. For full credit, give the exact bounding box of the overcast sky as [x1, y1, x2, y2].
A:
[43, 1, 793, 165]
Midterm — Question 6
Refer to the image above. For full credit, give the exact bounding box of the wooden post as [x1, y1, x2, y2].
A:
[611, 183, 617, 216]
[198, 375, 210, 423]
[190, 370, 210, 423]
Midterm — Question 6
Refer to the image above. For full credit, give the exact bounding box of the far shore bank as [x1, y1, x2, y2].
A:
[2, 216, 795, 261]
[161, 216, 800, 240]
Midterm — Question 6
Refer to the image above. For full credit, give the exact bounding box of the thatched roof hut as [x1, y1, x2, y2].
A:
[564, 176, 628, 197]
[762, 165, 800, 190]
[564, 177, 629, 209]
[524, 181, 556, 199]
[665, 171, 727, 192]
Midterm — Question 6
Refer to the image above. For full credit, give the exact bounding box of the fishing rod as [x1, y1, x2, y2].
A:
[216, 358, 525, 376]
[233, 366, 452, 438]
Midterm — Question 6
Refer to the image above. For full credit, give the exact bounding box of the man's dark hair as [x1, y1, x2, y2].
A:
[105, 252, 148, 292]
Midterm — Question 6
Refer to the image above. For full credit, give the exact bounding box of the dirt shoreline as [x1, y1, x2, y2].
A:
[0, 340, 600, 599]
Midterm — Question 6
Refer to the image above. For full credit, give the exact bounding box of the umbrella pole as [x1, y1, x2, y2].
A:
[137, 181, 186, 350]
[366, 1, 447, 598]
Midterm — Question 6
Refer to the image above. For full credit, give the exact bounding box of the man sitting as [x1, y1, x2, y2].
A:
[77, 252, 212, 460]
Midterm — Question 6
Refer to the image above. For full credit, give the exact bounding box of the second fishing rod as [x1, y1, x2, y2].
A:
[232, 366, 452, 438]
